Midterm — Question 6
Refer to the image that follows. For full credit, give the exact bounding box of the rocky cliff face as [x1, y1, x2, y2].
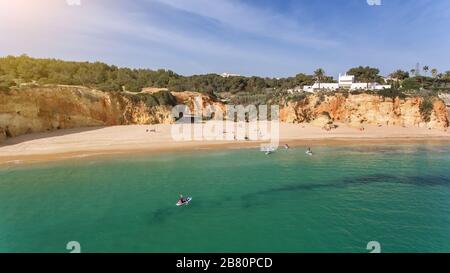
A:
[172, 91, 227, 116]
[280, 93, 449, 129]
[439, 93, 450, 121]
[0, 85, 174, 141]
[1, 87, 448, 143]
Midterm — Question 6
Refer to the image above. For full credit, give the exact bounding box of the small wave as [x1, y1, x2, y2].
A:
[5, 160, 24, 164]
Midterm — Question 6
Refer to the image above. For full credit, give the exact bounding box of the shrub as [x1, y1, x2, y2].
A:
[132, 91, 177, 108]
[402, 78, 421, 91]
[124, 93, 142, 104]
[419, 98, 434, 122]
[97, 81, 121, 92]
[335, 90, 350, 98]
[138, 93, 159, 107]
[321, 111, 331, 119]
[151, 90, 177, 106]
[0, 78, 16, 91]
[377, 88, 406, 99]
[286, 93, 306, 102]
[318, 94, 326, 102]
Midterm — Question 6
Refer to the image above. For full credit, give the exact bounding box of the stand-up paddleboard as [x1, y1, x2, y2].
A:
[176, 197, 192, 206]
[262, 146, 275, 155]
[305, 151, 313, 156]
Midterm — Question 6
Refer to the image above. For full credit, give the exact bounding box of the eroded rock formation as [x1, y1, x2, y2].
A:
[280, 93, 449, 129]
[0, 86, 174, 140]
[1, 87, 448, 143]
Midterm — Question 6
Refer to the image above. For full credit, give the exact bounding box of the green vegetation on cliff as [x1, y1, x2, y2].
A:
[126, 91, 177, 108]
[419, 98, 434, 122]
[0, 55, 317, 94]
[1, 55, 450, 104]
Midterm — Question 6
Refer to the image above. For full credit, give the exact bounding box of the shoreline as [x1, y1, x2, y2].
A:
[1, 123, 449, 166]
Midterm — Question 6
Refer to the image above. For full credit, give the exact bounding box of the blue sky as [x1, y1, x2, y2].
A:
[1, 0, 449, 78]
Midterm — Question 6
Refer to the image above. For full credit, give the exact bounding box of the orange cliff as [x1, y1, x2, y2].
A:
[0, 86, 174, 141]
[279, 93, 449, 129]
[0, 86, 227, 143]
[1, 87, 449, 143]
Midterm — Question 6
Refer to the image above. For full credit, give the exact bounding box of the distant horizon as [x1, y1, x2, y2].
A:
[1, 0, 449, 79]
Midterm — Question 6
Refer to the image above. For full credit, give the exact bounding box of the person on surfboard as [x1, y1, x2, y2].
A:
[178, 194, 186, 204]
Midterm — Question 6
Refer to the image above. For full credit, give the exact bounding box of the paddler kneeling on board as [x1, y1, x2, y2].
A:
[178, 194, 186, 204]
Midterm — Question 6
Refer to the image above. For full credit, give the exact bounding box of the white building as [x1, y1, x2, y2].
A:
[302, 73, 391, 93]
[338, 74, 354, 89]
[220, 72, 240, 78]
[302, 82, 339, 93]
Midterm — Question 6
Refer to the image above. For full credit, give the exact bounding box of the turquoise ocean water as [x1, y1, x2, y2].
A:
[0, 143, 449, 253]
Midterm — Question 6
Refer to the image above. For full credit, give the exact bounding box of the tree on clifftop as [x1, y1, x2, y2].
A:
[389, 69, 410, 81]
[347, 66, 381, 88]
[389, 69, 410, 88]
[314, 68, 325, 89]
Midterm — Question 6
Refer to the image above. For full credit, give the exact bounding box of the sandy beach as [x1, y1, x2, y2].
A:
[0, 123, 449, 165]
